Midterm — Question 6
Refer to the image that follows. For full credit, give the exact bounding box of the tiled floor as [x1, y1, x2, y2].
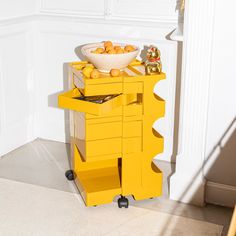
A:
[0, 138, 233, 235]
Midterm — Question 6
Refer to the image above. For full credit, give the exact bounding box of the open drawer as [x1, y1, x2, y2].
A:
[58, 89, 123, 116]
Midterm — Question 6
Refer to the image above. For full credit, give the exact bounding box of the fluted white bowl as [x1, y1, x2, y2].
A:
[81, 42, 139, 72]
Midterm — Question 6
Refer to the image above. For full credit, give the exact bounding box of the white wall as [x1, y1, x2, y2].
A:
[39, 0, 177, 22]
[0, 1, 39, 155]
[0, 0, 37, 20]
[40, 0, 105, 17]
[204, 0, 236, 207]
[0, 0, 179, 163]
[0, 22, 36, 155]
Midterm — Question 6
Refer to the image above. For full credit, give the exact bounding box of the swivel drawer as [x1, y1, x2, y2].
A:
[73, 112, 122, 161]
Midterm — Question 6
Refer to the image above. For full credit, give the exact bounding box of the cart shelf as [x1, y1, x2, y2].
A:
[76, 167, 121, 206]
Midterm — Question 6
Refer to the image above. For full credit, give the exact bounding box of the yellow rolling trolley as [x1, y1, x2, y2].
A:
[58, 60, 165, 208]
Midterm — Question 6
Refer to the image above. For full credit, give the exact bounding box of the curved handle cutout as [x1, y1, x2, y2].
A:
[151, 161, 162, 174]
[152, 127, 163, 139]
[153, 93, 164, 102]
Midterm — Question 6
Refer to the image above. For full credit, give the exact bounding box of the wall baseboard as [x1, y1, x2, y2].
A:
[205, 181, 236, 208]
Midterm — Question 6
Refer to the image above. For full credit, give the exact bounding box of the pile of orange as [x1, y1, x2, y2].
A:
[82, 66, 120, 79]
[91, 41, 136, 54]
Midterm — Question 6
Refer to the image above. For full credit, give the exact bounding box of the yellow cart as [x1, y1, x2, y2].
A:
[58, 60, 165, 208]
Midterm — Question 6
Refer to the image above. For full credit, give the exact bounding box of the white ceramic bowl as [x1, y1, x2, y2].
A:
[81, 42, 139, 72]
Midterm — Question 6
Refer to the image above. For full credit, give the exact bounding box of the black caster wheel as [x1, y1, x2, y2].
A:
[118, 196, 129, 208]
[65, 169, 75, 181]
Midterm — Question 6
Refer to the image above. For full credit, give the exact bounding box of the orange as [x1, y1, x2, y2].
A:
[107, 49, 116, 54]
[110, 69, 120, 77]
[105, 45, 113, 52]
[114, 45, 121, 50]
[124, 45, 135, 52]
[96, 47, 104, 54]
[116, 48, 124, 54]
[82, 67, 93, 77]
[104, 41, 113, 48]
[90, 69, 100, 79]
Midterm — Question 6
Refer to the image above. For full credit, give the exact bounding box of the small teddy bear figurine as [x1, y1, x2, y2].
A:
[145, 45, 162, 75]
